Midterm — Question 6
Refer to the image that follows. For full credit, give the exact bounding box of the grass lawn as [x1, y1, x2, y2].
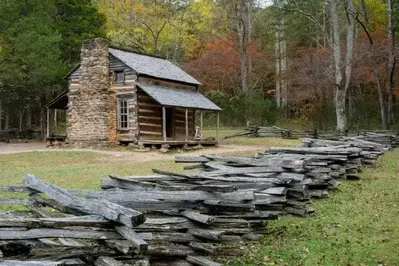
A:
[204, 128, 300, 147]
[229, 149, 399, 266]
[0, 136, 398, 265]
[0, 152, 186, 190]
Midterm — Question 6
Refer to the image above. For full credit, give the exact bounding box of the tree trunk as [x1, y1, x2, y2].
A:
[0, 101, 2, 131]
[246, 0, 253, 87]
[40, 107, 45, 139]
[280, 22, 288, 109]
[19, 110, 23, 132]
[275, 27, 281, 107]
[386, 0, 396, 123]
[344, 0, 355, 94]
[274, 5, 287, 109]
[371, 52, 389, 129]
[5, 111, 9, 131]
[329, 0, 347, 132]
[237, 0, 248, 93]
[335, 87, 347, 132]
[26, 105, 32, 129]
[358, 0, 390, 129]
[240, 41, 248, 93]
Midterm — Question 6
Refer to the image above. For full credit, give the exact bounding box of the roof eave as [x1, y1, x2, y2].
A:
[137, 73, 202, 87]
[63, 64, 80, 80]
[136, 83, 220, 111]
[45, 89, 69, 109]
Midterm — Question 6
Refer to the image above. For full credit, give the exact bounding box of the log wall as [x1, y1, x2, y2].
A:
[108, 54, 138, 142]
[137, 89, 163, 139]
[67, 50, 199, 144]
[137, 77, 197, 141]
[137, 89, 196, 141]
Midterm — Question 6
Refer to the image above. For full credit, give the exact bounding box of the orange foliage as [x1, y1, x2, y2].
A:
[181, 35, 273, 92]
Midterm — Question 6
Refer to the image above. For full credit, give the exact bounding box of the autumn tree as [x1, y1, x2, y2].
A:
[349, 0, 394, 129]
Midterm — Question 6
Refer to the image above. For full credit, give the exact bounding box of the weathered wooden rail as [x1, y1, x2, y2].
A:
[0, 132, 396, 265]
[223, 125, 399, 142]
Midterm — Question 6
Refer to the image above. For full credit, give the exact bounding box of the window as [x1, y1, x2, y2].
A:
[115, 71, 125, 84]
[118, 100, 129, 129]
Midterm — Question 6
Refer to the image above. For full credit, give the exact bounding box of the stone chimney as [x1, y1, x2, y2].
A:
[67, 38, 110, 147]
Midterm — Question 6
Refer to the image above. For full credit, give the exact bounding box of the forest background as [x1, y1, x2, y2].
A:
[1, 0, 399, 135]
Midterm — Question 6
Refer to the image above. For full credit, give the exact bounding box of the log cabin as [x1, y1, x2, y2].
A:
[45, 38, 221, 147]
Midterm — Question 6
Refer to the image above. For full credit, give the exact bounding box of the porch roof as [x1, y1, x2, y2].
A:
[45, 90, 68, 110]
[136, 83, 221, 111]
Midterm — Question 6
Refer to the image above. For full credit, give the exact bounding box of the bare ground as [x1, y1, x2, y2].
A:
[0, 141, 263, 162]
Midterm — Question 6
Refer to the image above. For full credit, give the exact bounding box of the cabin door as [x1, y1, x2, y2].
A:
[165, 108, 175, 139]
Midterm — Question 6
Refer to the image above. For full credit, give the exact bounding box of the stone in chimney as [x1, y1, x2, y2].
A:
[67, 38, 110, 147]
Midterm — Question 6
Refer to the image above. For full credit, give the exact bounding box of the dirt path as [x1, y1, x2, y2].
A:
[98, 145, 263, 162]
[0, 142, 263, 162]
[0, 142, 47, 154]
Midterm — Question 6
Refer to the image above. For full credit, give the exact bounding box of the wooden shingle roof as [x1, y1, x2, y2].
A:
[109, 48, 202, 86]
[137, 83, 221, 111]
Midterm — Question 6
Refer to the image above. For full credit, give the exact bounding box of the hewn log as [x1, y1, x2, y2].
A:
[27, 204, 55, 218]
[24, 175, 144, 228]
[29, 246, 116, 261]
[0, 186, 32, 193]
[258, 187, 287, 195]
[180, 210, 215, 225]
[146, 245, 195, 257]
[57, 238, 86, 247]
[187, 229, 225, 242]
[95, 256, 124, 266]
[0, 198, 28, 205]
[114, 226, 148, 252]
[29, 193, 84, 216]
[77, 190, 254, 202]
[186, 255, 221, 266]
[188, 242, 215, 254]
[109, 174, 180, 181]
[151, 232, 196, 243]
[0, 216, 111, 228]
[0, 228, 122, 240]
[203, 200, 254, 212]
[60, 258, 86, 265]
[215, 211, 278, 220]
[175, 156, 209, 163]
[101, 178, 236, 193]
[202, 155, 305, 169]
[114, 200, 200, 211]
[0, 261, 63, 266]
[105, 239, 136, 255]
[267, 147, 362, 155]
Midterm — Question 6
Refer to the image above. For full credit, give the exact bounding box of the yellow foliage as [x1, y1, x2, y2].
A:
[94, 0, 223, 60]
[355, 0, 387, 32]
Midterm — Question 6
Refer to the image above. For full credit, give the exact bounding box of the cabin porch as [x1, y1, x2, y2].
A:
[135, 83, 221, 147]
[44, 90, 68, 143]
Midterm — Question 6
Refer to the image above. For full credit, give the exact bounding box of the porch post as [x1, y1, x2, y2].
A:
[185, 108, 189, 142]
[216, 111, 220, 143]
[162, 106, 166, 142]
[46, 108, 50, 139]
[54, 109, 57, 126]
[200, 111, 203, 141]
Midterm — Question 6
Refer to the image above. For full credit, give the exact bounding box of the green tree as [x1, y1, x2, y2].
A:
[54, 0, 106, 64]
[0, 0, 105, 132]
